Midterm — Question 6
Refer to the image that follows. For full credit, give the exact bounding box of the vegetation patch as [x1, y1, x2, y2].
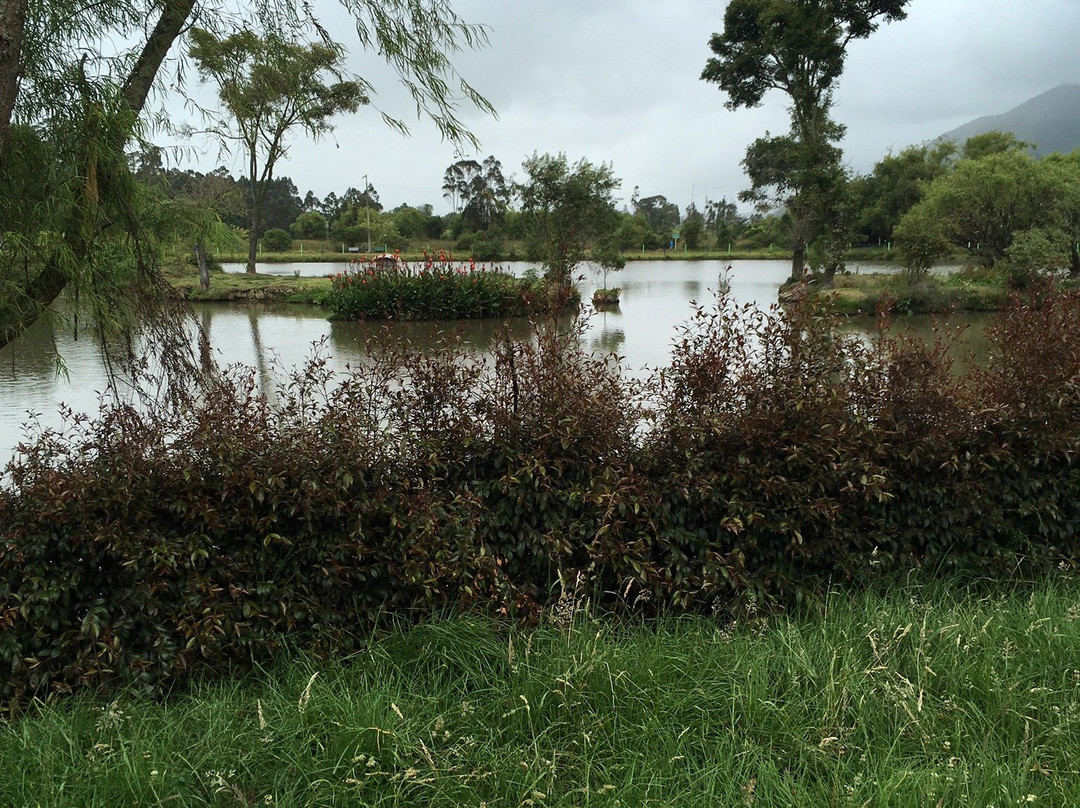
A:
[327, 255, 548, 320]
[795, 267, 1013, 315]
[167, 267, 332, 305]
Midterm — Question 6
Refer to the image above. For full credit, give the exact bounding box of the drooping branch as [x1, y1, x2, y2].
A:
[0, 0, 198, 351]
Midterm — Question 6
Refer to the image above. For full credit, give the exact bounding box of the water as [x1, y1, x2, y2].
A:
[0, 259, 968, 464]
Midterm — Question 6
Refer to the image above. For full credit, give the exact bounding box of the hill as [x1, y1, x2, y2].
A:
[937, 84, 1080, 156]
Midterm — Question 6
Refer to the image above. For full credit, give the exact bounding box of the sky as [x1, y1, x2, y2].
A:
[170, 0, 1080, 216]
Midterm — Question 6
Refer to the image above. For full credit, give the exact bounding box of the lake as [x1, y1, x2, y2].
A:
[0, 259, 974, 464]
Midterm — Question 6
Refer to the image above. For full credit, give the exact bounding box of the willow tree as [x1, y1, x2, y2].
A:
[702, 0, 909, 280]
[0, 0, 494, 353]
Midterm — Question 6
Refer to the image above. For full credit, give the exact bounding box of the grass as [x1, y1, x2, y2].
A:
[818, 268, 1012, 316]
[3, 574, 1080, 806]
[165, 265, 333, 305]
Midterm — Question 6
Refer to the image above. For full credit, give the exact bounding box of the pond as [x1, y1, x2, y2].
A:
[0, 259, 979, 464]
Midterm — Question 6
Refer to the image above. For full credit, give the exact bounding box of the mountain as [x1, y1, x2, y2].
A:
[937, 84, 1080, 156]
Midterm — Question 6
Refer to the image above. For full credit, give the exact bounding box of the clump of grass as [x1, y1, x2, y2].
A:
[3, 574, 1079, 806]
[328, 256, 543, 320]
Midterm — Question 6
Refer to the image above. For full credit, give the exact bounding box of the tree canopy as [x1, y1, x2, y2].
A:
[518, 153, 621, 288]
[190, 28, 366, 273]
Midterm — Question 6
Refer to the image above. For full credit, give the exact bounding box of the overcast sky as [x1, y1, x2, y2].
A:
[172, 0, 1080, 215]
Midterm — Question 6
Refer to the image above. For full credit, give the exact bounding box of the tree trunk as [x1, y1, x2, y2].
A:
[247, 209, 259, 274]
[121, 0, 197, 114]
[0, 0, 196, 351]
[0, 0, 27, 173]
[1070, 239, 1080, 279]
[195, 239, 210, 290]
[790, 241, 806, 280]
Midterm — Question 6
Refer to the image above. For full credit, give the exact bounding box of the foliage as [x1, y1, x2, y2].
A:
[326, 256, 542, 320]
[0, 0, 496, 351]
[631, 191, 681, 240]
[7, 289, 1080, 708]
[261, 227, 292, 252]
[290, 209, 328, 239]
[442, 155, 511, 232]
[189, 28, 366, 274]
[850, 141, 956, 244]
[680, 202, 706, 249]
[331, 205, 405, 251]
[895, 149, 1064, 268]
[517, 153, 621, 286]
[961, 130, 1034, 161]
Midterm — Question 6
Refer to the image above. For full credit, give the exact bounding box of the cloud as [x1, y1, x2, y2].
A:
[172, 0, 1080, 215]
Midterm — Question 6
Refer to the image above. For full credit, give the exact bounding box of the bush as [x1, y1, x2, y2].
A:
[5, 290, 1080, 709]
[326, 257, 545, 320]
[261, 228, 292, 252]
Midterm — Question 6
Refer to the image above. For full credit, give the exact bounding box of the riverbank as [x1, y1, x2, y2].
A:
[212, 244, 903, 266]
[811, 270, 1011, 315]
[3, 573, 1077, 806]
[166, 265, 333, 304]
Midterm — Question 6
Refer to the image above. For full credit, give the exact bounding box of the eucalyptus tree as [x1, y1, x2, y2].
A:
[702, 0, 909, 279]
[0, 0, 495, 354]
[442, 155, 510, 232]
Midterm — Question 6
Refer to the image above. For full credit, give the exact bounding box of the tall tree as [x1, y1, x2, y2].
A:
[442, 155, 510, 231]
[189, 29, 366, 273]
[633, 194, 681, 238]
[702, 0, 909, 279]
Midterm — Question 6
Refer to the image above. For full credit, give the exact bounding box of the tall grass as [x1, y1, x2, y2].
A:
[327, 256, 543, 320]
[3, 575, 1079, 806]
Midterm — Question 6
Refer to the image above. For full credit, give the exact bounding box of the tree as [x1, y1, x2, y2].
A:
[442, 155, 510, 232]
[342, 183, 382, 212]
[681, 203, 706, 250]
[633, 194, 681, 241]
[262, 228, 292, 251]
[0, 0, 198, 357]
[961, 131, 1034, 161]
[1042, 150, 1080, 277]
[189, 29, 366, 274]
[850, 141, 956, 244]
[704, 197, 745, 246]
[702, 0, 910, 279]
[895, 151, 1060, 270]
[291, 210, 330, 240]
[518, 153, 621, 288]
[0, 0, 495, 351]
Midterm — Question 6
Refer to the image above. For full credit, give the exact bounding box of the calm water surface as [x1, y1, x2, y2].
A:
[0, 259, 975, 464]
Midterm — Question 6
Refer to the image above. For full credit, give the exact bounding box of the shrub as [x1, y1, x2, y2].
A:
[326, 256, 545, 321]
[261, 228, 292, 252]
[5, 290, 1080, 709]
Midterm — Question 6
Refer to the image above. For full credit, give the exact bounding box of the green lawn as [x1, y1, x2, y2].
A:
[3, 574, 1079, 806]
